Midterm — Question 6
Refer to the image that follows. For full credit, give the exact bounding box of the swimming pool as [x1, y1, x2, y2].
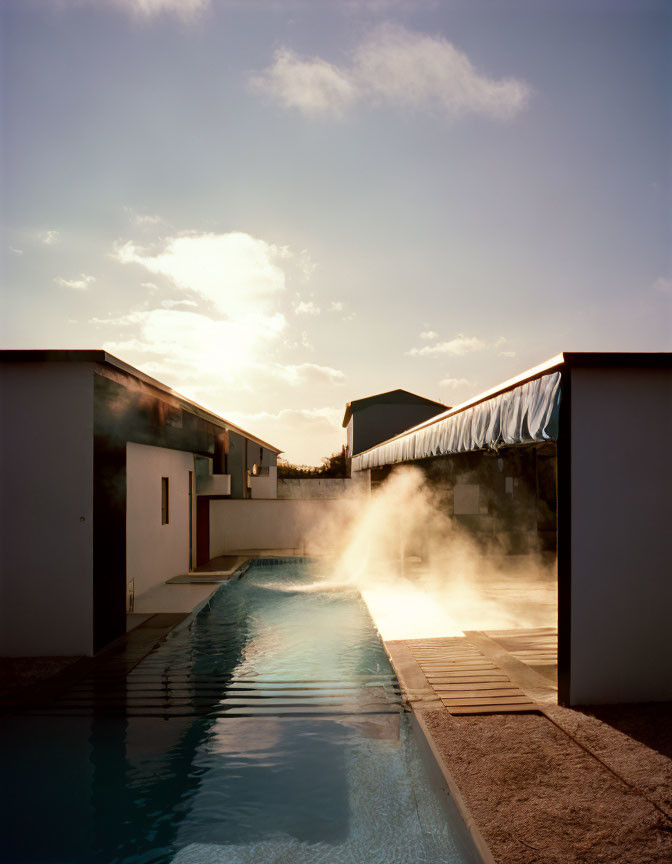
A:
[3, 559, 482, 863]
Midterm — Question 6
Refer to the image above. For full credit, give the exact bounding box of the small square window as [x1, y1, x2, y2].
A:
[161, 477, 170, 524]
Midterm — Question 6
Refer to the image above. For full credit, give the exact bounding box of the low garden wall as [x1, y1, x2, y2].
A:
[209, 498, 357, 555]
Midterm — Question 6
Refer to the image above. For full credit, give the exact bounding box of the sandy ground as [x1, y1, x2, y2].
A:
[423, 707, 672, 864]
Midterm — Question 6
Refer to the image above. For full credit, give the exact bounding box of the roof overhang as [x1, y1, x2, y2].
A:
[352, 352, 671, 468]
[0, 349, 283, 454]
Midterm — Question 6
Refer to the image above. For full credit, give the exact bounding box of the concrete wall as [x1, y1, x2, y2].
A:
[352, 402, 444, 455]
[126, 442, 195, 601]
[0, 362, 95, 656]
[568, 367, 672, 704]
[277, 477, 367, 499]
[209, 498, 356, 554]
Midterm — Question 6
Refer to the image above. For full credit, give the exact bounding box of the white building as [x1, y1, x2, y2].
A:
[0, 350, 281, 657]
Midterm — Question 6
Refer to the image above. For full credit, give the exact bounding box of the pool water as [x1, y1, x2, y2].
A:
[2, 559, 481, 864]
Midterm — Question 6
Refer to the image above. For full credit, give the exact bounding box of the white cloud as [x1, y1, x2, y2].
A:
[354, 25, 530, 119]
[250, 48, 359, 118]
[420, 329, 438, 340]
[494, 336, 516, 357]
[104, 228, 348, 461]
[329, 301, 344, 312]
[268, 362, 345, 386]
[40, 230, 60, 246]
[54, 273, 96, 291]
[9, 246, 23, 256]
[439, 376, 470, 389]
[105, 230, 346, 396]
[103, 308, 269, 389]
[295, 299, 320, 316]
[407, 333, 485, 356]
[250, 24, 530, 120]
[109, 231, 314, 388]
[125, 207, 164, 226]
[104, 303, 343, 393]
[114, 231, 294, 319]
[652, 276, 672, 295]
[160, 298, 198, 309]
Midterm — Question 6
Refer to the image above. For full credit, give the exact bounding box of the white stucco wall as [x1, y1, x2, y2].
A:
[0, 362, 95, 656]
[249, 466, 278, 499]
[209, 498, 357, 554]
[126, 443, 195, 601]
[569, 367, 672, 704]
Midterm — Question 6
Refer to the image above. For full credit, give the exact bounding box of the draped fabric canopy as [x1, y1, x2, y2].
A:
[353, 371, 561, 470]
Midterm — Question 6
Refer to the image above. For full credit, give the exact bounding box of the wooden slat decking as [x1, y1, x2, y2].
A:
[406, 637, 538, 715]
[484, 628, 558, 668]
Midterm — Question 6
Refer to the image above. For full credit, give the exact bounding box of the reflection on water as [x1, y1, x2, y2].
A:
[2, 560, 479, 864]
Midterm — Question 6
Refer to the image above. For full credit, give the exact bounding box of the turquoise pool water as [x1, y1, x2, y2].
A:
[2, 559, 481, 864]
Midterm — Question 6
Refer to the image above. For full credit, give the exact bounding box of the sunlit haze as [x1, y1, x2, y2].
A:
[2, 0, 670, 463]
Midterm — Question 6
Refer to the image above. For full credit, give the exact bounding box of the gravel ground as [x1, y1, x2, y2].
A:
[423, 708, 672, 864]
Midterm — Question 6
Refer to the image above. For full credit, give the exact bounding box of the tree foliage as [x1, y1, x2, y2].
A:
[277, 446, 347, 479]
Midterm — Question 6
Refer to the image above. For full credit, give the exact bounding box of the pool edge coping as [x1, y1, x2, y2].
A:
[411, 711, 498, 864]
[380, 639, 497, 864]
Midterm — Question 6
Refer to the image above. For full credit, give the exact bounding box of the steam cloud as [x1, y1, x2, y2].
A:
[305, 467, 556, 640]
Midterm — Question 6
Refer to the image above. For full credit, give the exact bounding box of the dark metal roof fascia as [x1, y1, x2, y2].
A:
[0, 349, 283, 454]
[354, 354, 566, 458]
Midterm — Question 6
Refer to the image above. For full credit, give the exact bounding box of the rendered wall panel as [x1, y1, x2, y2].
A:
[209, 499, 356, 554]
[126, 442, 195, 599]
[0, 362, 94, 656]
[569, 367, 672, 704]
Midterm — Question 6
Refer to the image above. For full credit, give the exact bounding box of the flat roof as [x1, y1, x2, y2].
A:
[0, 349, 282, 453]
[354, 352, 671, 459]
[342, 388, 448, 428]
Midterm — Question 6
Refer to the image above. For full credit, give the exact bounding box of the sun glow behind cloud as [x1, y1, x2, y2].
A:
[101, 228, 349, 460]
[114, 232, 289, 318]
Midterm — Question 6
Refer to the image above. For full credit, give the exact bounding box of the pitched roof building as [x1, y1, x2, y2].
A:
[342, 388, 448, 460]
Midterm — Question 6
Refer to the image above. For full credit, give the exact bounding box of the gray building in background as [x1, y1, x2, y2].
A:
[342, 389, 448, 468]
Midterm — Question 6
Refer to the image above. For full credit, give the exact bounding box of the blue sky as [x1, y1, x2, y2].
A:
[2, 0, 670, 462]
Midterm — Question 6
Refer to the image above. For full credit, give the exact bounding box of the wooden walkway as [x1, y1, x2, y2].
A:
[484, 627, 558, 668]
[405, 637, 538, 715]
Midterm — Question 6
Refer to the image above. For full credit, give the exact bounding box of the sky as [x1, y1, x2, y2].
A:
[1, 0, 670, 464]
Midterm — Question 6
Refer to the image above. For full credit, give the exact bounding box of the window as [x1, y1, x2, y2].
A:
[161, 477, 170, 524]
